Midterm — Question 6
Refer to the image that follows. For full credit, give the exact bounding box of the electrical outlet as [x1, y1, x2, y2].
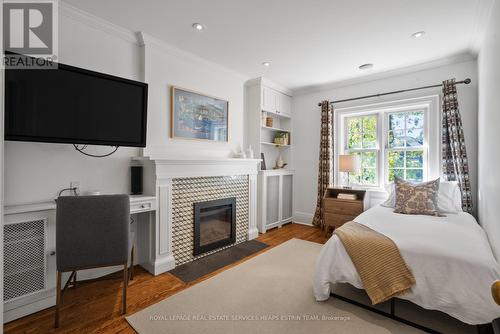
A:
[70, 181, 80, 195]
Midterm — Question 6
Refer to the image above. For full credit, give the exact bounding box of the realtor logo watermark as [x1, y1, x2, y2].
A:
[3, 0, 58, 68]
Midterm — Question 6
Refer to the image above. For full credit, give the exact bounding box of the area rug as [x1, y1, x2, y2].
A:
[126, 238, 429, 333]
[169, 240, 269, 283]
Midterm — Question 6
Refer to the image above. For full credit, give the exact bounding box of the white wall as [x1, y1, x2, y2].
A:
[141, 34, 247, 159]
[4, 7, 248, 206]
[477, 0, 500, 260]
[5, 11, 141, 205]
[292, 60, 478, 223]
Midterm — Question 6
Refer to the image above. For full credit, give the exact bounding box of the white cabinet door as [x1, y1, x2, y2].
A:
[262, 86, 277, 113]
[278, 93, 292, 117]
[281, 174, 293, 221]
[265, 175, 280, 226]
[263, 87, 291, 117]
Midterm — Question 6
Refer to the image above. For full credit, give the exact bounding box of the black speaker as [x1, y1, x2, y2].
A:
[131, 166, 143, 195]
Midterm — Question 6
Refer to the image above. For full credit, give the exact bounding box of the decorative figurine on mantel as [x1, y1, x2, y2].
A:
[233, 144, 246, 158]
[246, 145, 254, 159]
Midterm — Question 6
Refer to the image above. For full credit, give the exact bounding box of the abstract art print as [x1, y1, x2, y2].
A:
[171, 87, 229, 141]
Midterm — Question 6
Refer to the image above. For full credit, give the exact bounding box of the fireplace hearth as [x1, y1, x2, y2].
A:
[193, 198, 236, 256]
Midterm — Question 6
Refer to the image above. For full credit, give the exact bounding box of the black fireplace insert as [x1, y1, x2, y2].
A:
[193, 197, 236, 256]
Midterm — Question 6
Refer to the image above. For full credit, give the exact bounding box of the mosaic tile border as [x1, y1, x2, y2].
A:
[171, 176, 249, 265]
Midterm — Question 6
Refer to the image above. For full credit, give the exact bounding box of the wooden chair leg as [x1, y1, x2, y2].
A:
[130, 246, 135, 281]
[122, 262, 128, 315]
[55, 271, 62, 328]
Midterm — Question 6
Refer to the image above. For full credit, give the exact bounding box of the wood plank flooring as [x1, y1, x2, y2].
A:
[5, 223, 326, 334]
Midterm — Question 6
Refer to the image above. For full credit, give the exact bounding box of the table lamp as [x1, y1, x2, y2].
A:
[339, 154, 361, 188]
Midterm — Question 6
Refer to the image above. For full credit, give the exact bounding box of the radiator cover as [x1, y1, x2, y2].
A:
[4, 219, 47, 301]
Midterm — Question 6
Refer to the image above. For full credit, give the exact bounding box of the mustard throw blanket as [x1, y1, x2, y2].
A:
[334, 221, 416, 304]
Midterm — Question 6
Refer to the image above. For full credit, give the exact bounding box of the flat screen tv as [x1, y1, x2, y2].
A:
[5, 57, 148, 147]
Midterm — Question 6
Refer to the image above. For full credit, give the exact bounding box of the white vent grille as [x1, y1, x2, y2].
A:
[4, 220, 46, 301]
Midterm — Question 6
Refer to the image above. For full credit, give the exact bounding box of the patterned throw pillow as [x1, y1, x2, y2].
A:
[394, 177, 442, 216]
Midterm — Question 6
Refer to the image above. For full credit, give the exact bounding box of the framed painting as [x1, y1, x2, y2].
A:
[171, 86, 229, 141]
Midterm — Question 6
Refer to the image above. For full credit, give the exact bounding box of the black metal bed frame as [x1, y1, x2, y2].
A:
[331, 293, 492, 334]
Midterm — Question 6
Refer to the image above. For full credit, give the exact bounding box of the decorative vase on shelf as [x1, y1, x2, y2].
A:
[276, 154, 284, 169]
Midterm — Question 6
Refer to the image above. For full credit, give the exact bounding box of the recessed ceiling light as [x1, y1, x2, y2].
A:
[358, 63, 374, 71]
[262, 61, 271, 67]
[412, 31, 425, 38]
[192, 23, 206, 31]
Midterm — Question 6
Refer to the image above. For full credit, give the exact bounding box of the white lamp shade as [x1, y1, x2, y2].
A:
[339, 154, 361, 173]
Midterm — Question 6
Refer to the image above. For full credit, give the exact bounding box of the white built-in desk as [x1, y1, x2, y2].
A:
[2, 194, 157, 323]
[4, 194, 157, 215]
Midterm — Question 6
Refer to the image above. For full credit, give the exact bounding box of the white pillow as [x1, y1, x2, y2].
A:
[438, 181, 462, 213]
[381, 180, 462, 213]
[381, 183, 396, 208]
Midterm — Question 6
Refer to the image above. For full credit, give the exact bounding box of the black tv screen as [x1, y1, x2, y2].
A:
[5, 59, 148, 147]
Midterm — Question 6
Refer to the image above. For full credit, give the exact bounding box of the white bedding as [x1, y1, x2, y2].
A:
[313, 205, 500, 324]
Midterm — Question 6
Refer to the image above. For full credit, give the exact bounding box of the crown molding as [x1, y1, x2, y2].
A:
[245, 77, 293, 96]
[137, 32, 249, 82]
[59, 2, 141, 45]
[292, 52, 476, 96]
[59, 3, 249, 81]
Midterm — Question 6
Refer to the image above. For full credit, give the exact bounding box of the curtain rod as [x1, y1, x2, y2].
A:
[317, 78, 471, 106]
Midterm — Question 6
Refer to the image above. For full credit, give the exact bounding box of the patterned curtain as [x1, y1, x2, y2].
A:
[312, 101, 333, 227]
[442, 79, 473, 214]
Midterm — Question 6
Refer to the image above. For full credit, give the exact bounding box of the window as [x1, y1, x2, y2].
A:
[337, 96, 439, 188]
[387, 111, 425, 182]
[345, 115, 378, 186]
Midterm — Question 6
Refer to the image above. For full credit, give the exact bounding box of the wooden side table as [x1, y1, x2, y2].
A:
[322, 188, 366, 237]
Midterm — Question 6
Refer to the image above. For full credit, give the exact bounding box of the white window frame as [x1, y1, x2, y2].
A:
[334, 95, 441, 190]
[384, 109, 428, 184]
[343, 113, 380, 186]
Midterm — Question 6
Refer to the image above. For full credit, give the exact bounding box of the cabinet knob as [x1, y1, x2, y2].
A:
[49, 251, 56, 256]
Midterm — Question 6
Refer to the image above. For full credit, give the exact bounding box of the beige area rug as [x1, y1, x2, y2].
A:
[126, 238, 433, 333]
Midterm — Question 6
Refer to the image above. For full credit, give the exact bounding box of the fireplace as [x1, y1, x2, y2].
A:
[193, 197, 236, 256]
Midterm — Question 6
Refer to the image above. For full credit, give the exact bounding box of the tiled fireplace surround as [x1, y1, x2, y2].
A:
[135, 157, 261, 275]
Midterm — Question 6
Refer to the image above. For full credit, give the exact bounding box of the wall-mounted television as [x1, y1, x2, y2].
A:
[4, 56, 148, 147]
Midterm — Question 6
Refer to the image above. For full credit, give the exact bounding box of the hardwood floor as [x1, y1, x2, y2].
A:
[5, 223, 326, 334]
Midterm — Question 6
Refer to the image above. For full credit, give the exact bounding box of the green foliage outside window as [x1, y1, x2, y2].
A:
[347, 115, 377, 185]
[387, 111, 425, 182]
[345, 111, 425, 185]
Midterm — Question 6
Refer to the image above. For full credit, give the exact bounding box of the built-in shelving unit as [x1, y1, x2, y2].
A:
[246, 77, 294, 233]
[246, 78, 292, 169]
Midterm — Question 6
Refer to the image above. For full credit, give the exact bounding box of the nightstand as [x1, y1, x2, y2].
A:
[322, 188, 366, 236]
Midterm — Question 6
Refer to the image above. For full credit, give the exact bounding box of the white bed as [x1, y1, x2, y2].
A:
[313, 205, 500, 325]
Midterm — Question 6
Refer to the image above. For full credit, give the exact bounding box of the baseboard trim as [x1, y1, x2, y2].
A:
[248, 228, 259, 240]
[4, 293, 56, 323]
[293, 211, 314, 226]
[144, 254, 176, 276]
[293, 221, 313, 227]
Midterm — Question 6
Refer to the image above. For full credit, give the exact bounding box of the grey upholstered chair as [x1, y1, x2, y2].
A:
[54, 194, 134, 328]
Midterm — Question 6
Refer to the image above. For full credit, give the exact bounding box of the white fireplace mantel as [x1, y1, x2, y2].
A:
[135, 157, 261, 275]
[133, 156, 261, 179]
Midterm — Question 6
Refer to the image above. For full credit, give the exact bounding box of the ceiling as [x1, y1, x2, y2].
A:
[62, 0, 492, 91]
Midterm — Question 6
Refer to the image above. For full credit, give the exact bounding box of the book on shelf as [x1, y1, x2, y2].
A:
[337, 193, 357, 200]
